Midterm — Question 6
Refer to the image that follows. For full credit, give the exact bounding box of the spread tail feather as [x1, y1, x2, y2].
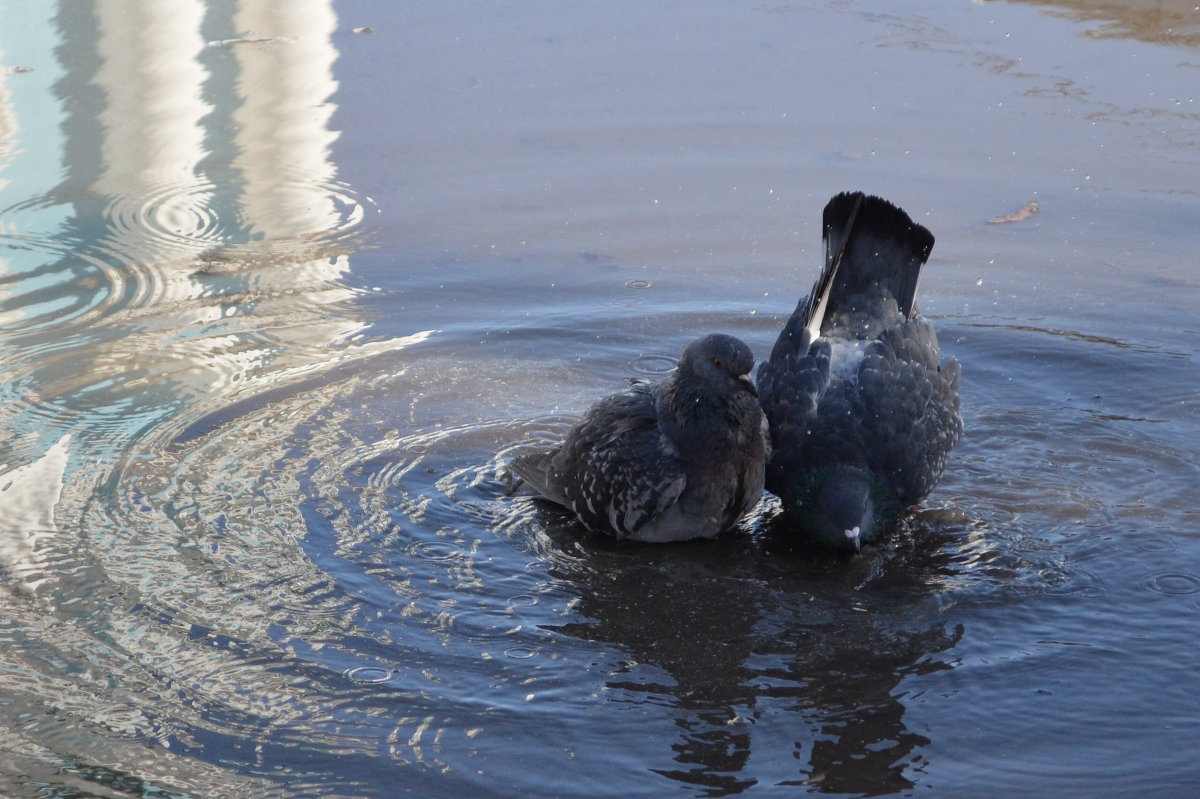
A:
[802, 192, 935, 338]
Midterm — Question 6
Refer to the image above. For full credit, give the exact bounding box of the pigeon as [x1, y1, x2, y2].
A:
[757, 192, 962, 551]
[510, 333, 769, 542]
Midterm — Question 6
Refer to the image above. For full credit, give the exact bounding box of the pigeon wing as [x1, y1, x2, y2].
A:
[857, 317, 963, 506]
[759, 312, 857, 494]
[759, 308, 827, 428]
[552, 385, 688, 539]
[508, 449, 570, 507]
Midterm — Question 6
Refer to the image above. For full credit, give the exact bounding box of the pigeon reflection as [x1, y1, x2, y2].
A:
[535, 513, 963, 796]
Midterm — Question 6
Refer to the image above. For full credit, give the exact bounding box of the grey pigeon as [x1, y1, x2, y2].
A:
[757, 192, 962, 551]
[510, 334, 769, 542]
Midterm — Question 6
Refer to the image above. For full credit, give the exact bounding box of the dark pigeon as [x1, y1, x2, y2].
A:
[510, 334, 769, 542]
[757, 192, 962, 551]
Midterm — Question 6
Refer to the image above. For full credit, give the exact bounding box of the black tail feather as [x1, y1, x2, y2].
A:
[802, 192, 935, 336]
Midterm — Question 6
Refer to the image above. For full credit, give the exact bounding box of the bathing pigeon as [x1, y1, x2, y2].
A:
[510, 333, 769, 542]
[757, 192, 962, 551]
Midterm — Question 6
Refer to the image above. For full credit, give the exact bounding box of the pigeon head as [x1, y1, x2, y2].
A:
[808, 466, 878, 552]
[678, 333, 758, 398]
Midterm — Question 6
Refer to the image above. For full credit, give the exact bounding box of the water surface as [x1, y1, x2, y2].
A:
[0, 1, 1198, 796]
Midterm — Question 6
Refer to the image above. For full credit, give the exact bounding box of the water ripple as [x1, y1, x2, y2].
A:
[0, 173, 375, 341]
[629, 352, 678, 375]
[1043, 567, 1108, 599]
[1145, 572, 1200, 596]
[99, 176, 226, 252]
[0, 234, 125, 333]
[345, 666, 394, 684]
[504, 646, 538, 660]
[96, 172, 375, 264]
[1134, 537, 1179, 554]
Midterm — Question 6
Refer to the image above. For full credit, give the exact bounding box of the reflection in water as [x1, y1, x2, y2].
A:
[535, 518, 966, 796]
[0, 0, 386, 465]
[998, 0, 1200, 48]
[0, 65, 15, 175]
[772, 621, 960, 796]
[0, 1, 418, 795]
[0, 433, 68, 591]
[229, 1, 341, 243]
[0, 1, 1197, 796]
[91, 0, 210, 258]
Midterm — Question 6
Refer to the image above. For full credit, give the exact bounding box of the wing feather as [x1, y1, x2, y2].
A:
[515, 384, 688, 539]
[858, 317, 963, 505]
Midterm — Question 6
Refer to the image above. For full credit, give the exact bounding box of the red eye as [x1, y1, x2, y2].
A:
[712, 357, 723, 369]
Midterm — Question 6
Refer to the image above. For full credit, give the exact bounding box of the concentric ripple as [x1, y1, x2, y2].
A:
[628, 352, 678, 375]
[98, 171, 376, 270]
[0, 233, 126, 333]
[36, 348, 570, 779]
[1145, 572, 1200, 596]
[99, 175, 226, 253]
[2, 169, 375, 324]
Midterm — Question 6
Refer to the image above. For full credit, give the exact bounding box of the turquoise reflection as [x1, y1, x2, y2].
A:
[0, 0, 387, 446]
[0, 7, 418, 792]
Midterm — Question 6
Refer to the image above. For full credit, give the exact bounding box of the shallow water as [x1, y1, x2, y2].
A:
[1, 0, 1198, 796]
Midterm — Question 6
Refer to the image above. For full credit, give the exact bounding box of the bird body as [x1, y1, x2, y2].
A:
[757, 192, 962, 551]
[511, 334, 769, 542]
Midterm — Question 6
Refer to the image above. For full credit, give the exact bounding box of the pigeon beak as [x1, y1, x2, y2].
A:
[738, 373, 758, 397]
[845, 526, 861, 553]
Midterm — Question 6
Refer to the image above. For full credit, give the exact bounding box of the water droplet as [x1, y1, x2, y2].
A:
[624, 279, 653, 289]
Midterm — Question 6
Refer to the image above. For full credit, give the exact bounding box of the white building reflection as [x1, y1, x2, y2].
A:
[0, 0, 414, 418]
[0, 0, 431, 563]
[230, 1, 342, 242]
[90, 0, 210, 244]
[0, 434, 69, 593]
[0, 3, 438, 786]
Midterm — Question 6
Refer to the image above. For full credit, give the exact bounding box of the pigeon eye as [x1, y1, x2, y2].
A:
[712, 356, 723, 369]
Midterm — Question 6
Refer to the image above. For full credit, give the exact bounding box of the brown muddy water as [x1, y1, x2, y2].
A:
[0, 1, 1198, 797]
